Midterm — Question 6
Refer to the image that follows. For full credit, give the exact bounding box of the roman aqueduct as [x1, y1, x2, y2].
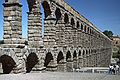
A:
[0, 0, 112, 73]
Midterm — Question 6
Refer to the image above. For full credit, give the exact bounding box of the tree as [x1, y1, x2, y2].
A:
[103, 30, 113, 38]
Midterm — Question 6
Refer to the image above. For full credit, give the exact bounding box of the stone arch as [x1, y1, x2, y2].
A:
[57, 51, 65, 71]
[90, 28, 92, 34]
[86, 49, 88, 55]
[55, 8, 62, 20]
[89, 49, 91, 54]
[76, 21, 79, 28]
[81, 23, 83, 30]
[0, 55, 16, 74]
[57, 51, 64, 63]
[71, 18, 75, 26]
[66, 51, 71, 61]
[82, 49, 85, 56]
[79, 50, 82, 56]
[44, 52, 54, 68]
[84, 25, 87, 32]
[87, 27, 90, 34]
[26, 52, 39, 73]
[0, 49, 19, 65]
[73, 51, 77, 59]
[42, 1, 51, 18]
[27, 0, 36, 12]
[64, 13, 69, 23]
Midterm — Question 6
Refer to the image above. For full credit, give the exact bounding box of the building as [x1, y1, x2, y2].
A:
[112, 36, 120, 46]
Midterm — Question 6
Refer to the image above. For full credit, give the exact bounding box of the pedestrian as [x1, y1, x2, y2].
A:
[112, 65, 116, 75]
[111, 65, 114, 75]
[108, 64, 112, 74]
[116, 64, 119, 74]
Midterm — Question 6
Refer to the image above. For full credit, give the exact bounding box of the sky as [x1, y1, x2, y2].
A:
[0, 0, 120, 40]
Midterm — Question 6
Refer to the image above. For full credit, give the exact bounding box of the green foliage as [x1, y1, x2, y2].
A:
[103, 30, 113, 38]
[113, 51, 120, 60]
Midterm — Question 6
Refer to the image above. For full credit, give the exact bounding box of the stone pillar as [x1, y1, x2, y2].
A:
[0, 63, 3, 73]
[44, 18, 57, 47]
[2, 0, 26, 73]
[64, 24, 73, 48]
[77, 30, 82, 47]
[13, 48, 25, 73]
[3, 0, 24, 48]
[72, 29, 77, 48]
[56, 20, 66, 48]
[73, 57, 77, 69]
[78, 56, 83, 68]
[43, 4, 58, 71]
[57, 59, 66, 72]
[28, 4, 43, 48]
[66, 59, 73, 72]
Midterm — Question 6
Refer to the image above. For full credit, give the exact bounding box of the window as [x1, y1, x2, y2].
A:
[116, 41, 118, 44]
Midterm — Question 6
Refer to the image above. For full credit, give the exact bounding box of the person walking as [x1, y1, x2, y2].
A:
[116, 64, 119, 74]
[112, 65, 116, 75]
[109, 64, 112, 74]
[111, 65, 115, 75]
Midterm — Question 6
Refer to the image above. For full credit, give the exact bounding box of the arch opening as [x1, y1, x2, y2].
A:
[55, 8, 62, 20]
[81, 24, 83, 30]
[77, 21, 79, 28]
[26, 52, 39, 73]
[71, 18, 75, 26]
[0, 55, 16, 74]
[42, 1, 51, 18]
[41, 1, 52, 37]
[79, 50, 81, 56]
[73, 51, 77, 58]
[66, 51, 71, 61]
[84, 25, 87, 32]
[64, 13, 69, 24]
[87, 27, 90, 34]
[89, 49, 91, 54]
[57, 51, 64, 64]
[83, 50, 85, 56]
[27, 0, 36, 12]
[86, 50, 88, 55]
[44, 52, 54, 67]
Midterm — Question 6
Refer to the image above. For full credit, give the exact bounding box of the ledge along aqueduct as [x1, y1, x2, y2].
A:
[0, 0, 112, 74]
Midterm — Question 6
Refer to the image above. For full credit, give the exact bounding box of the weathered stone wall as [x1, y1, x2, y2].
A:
[0, 0, 112, 73]
[3, 0, 23, 46]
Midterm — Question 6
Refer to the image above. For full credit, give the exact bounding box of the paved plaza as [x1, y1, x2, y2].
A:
[0, 72, 120, 80]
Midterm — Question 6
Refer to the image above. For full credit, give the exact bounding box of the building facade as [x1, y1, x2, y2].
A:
[112, 36, 120, 46]
[0, 0, 112, 74]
